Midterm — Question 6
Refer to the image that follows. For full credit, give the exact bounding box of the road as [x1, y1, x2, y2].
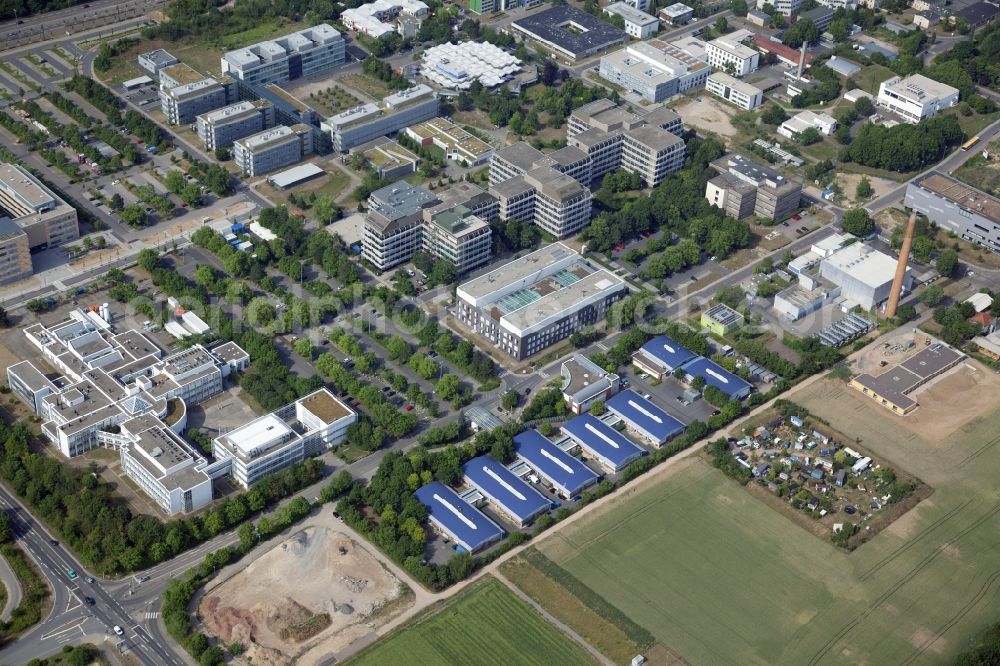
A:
[0, 0, 167, 51]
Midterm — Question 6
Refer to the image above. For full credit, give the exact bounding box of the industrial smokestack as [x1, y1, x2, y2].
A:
[885, 211, 917, 319]
[797, 43, 807, 80]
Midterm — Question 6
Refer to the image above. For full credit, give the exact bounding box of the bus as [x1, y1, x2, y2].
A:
[962, 135, 981, 151]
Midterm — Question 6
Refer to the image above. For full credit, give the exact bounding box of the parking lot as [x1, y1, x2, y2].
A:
[621, 366, 720, 425]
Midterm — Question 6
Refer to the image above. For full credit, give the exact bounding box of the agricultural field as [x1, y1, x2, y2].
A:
[527, 367, 1000, 665]
[348, 578, 597, 666]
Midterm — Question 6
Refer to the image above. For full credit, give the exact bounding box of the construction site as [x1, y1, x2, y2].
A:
[199, 513, 413, 666]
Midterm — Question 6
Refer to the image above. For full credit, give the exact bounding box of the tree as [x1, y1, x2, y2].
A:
[714, 16, 729, 32]
[841, 208, 874, 236]
[854, 96, 873, 116]
[797, 127, 822, 145]
[180, 183, 202, 207]
[501, 389, 520, 411]
[110, 192, 124, 210]
[436, 374, 461, 402]
[935, 249, 958, 278]
[731, 0, 748, 15]
[691, 376, 706, 391]
[782, 18, 819, 48]
[761, 104, 788, 125]
[120, 204, 146, 227]
[920, 283, 945, 306]
[214, 147, 230, 161]
[828, 17, 851, 42]
[895, 303, 917, 322]
[313, 193, 338, 224]
[294, 338, 313, 359]
[855, 177, 873, 200]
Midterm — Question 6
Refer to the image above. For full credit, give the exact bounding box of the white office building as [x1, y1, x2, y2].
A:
[705, 29, 759, 77]
[221, 24, 346, 87]
[322, 84, 439, 153]
[196, 100, 275, 151]
[756, 0, 803, 15]
[600, 40, 709, 103]
[213, 388, 357, 487]
[233, 124, 314, 176]
[603, 2, 660, 38]
[706, 71, 763, 110]
[341, 0, 429, 38]
[876, 74, 960, 124]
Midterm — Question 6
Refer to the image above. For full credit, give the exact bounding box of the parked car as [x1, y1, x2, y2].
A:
[404, 404, 414, 411]
[67, 569, 77, 580]
[792, 213, 801, 221]
[113, 625, 123, 636]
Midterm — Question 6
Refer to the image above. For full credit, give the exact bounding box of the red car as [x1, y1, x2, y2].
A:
[791, 213, 801, 221]
[642, 230, 652, 238]
[404, 404, 414, 411]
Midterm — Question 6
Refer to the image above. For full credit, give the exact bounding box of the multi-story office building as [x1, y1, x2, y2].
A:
[457, 243, 627, 359]
[137, 49, 178, 79]
[706, 153, 801, 221]
[213, 388, 356, 488]
[876, 74, 959, 123]
[659, 2, 693, 23]
[221, 24, 346, 87]
[800, 6, 835, 30]
[566, 99, 684, 186]
[159, 64, 237, 125]
[599, 40, 709, 103]
[491, 167, 593, 238]
[705, 29, 759, 77]
[905, 172, 1000, 254]
[322, 84, 439, 153]
[602, 2, 660, 38]
[232, 124, 314, 176]
[706, 71, 763, 110]
[489, 142, 593, 188]
[755, 0, 802, 15]
[341, 0, 429, 38]
[196, 100, 275, 151]
[405, 117, 493, 166]
[511, 5, 627, 61]
[0, 163, 79, 284]
[362, 181, 497, 273]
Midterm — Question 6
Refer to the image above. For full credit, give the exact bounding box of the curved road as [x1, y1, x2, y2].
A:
[0, 545, 22, 622]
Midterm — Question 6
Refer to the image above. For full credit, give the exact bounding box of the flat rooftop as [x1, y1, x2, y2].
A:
[604, 1, 659, 25]
[606, 390, 685, 444]
[459, 242, 579, 301]
[513, 429, 599, 496]
[369, 181, 437, 220]
[561, 413, 646, 469]
[821, 243, 899, 288]
[708, 71, 762, 96]
[913, 171, 1000, 225]
[220, 413, 295, 458]
[160, 63, 206, 86]
[0, 163, 58, 215]
[882, 74, 959, 102]
[299, 389, 352, 423]
[512, 5, 627, 58]
[462, 455, 549, 524]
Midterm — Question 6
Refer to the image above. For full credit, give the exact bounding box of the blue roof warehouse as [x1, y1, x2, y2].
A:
[462, 455, 551, 528]
[514, 429, 600, 498]
[606, 390, 686, 446]
[413, 481, 506, 554]
[681, 357, 753, 400]
[632, 334, 697, 379]
[561, 413, 647, 473]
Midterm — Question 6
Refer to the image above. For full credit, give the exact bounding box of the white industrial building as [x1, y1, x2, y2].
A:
[322, 84, 439, 153]
[877, 74, 959, 124]
[705, 29, 759, 77]
[420, 41, 523, 90]
[233, 124, 314, 176]
[213, 388, 357, 488]
[599, 40, 709, 103]
[341, 0, 429, 38]
[778, 110, 838, 139]
[220, 24, 346, 86]
[603, 2, 660, 38]
[457, 243, 627, 359]
[706, 71, 763, 110]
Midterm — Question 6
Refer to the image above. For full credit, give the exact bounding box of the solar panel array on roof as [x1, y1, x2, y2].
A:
[462, 456, 551, 527]
[413, 481, 505, 553]
[513, 429, 599, 497]
[606, 390, 685, 445]
[561, 414, 646, 472]
[682, 357, 753, 399]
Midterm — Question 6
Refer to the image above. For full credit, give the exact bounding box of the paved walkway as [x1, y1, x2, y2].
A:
[0, 550, 23, 622]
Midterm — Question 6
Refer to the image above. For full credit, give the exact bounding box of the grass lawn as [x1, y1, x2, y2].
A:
[347, 577, 598, 666]
[852, 64, 896, 96]
[340, 73, 396, 102]
[534, 378, 1000, 665]
[945, 108, 1000, 138]
[798, 137, 839, 162]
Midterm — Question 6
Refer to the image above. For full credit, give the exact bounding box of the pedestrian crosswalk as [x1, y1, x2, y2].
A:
[538, 369, 550, 379]
[143, 612, 160, 620]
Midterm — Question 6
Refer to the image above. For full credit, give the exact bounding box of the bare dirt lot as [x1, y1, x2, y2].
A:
[836, 172, 897, 204]
[671, 96, 738, 138]
[200, 524, 412, 666]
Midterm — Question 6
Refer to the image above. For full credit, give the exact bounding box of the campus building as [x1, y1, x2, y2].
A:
[8, 309, 250, 513]
[462, 455, 550, 528]
[560, 353, 620, 415]
[599, 40, 710, 104]
[603, 2, 660, 38]
[213, 388, 356, 487]
[630, 334, 752, 399]
[404, 118, 493, 166]
[362, 181, 497, 273]
[778, 110, 837, 139]
[850, 341, 963, 414]
[567, 99, 685, 187]
[756, 0, 803, 16]
[818, 241, 910, 310]
[561, 413, 646, 472]
[701, 303, 744, 335]
[513, 429, 599, 498]
[456, 243, 627, 359]
[607, 390, 685, 447]
[705, 30, 759, 77]
[0, 163, 79, 284]
[659, 2, 694, 24]
[195, 100, 275, 151]
[413, 481, 505, 552]
[489, 142, 593, 188]
[232, 124, 314, 176]
[137, 49, 178, 79]
[491, 167, 593, 238]
[353, 137, 420, 179]
[221, 24, 346, 87]
[420, 41, 523, 90]
[706, 71, 763, 110]
[158, 63, 237, 125]
[322, 84, 439, 153]
[904, 172, 1000, 255]
[511, 5, 628, 61]
[340, 0, 429, 38]
[706, 153, 801, 221]
[876, 74, 959, 123]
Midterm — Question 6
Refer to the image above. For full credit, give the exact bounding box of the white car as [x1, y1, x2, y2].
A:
[113, 625, 123, 636]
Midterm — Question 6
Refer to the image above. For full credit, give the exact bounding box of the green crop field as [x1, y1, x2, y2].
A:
[348, 577, 597, 666]
[535, 376, 1000, 665]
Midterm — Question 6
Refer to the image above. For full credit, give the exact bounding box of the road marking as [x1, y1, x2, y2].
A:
[143, 611, 160, 620]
